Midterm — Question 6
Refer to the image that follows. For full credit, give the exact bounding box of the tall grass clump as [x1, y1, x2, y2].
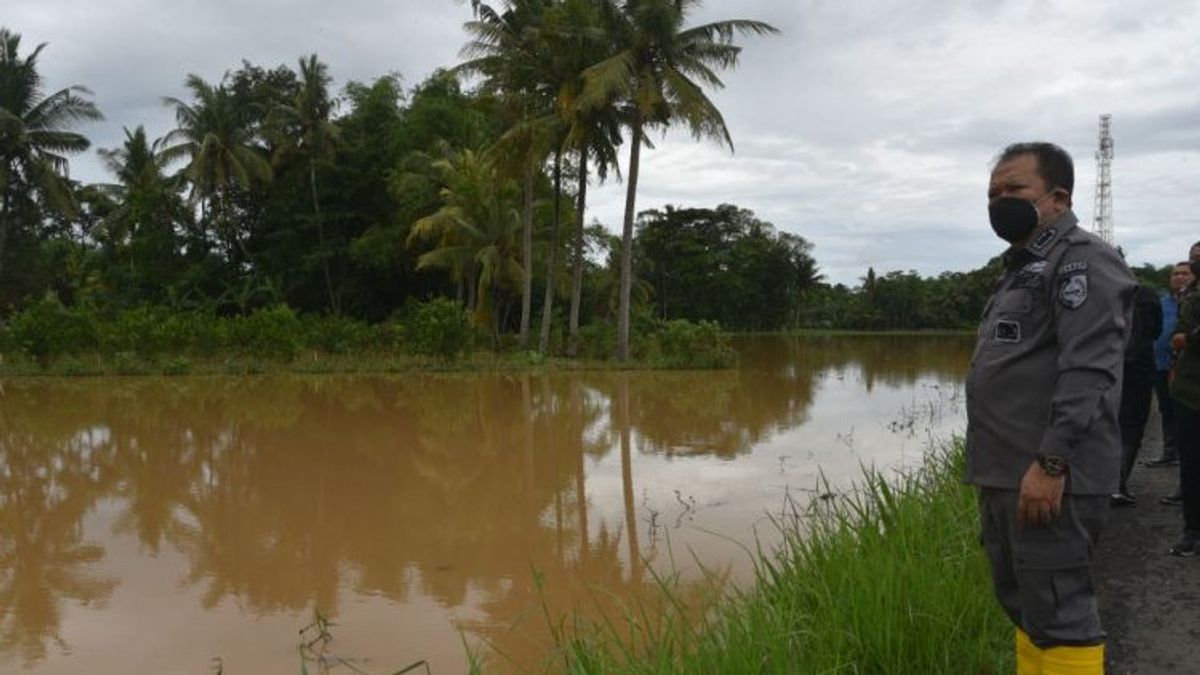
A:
[552, 442, 1010, 674]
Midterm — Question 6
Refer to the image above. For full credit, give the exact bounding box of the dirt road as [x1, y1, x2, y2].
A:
[1094, 405, 1200, 674]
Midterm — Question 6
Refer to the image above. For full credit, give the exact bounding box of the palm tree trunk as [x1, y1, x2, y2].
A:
[616, 120, 643, 362]
[0, 185, 11, 286]
[538, 149, 564, 353]
[567, 145, 589, 358]
[519, 166, 534, 348]
[310, 159, 338, 315]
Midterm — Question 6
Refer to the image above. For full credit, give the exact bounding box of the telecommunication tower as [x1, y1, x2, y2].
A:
[1093, 115, 1114, 245]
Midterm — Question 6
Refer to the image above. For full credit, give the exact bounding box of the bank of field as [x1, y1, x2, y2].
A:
[542, 444, 1011, 675]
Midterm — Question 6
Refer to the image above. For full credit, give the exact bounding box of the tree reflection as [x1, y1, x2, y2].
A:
[0, 420, 117, 664]
[0, 335, 972, 668]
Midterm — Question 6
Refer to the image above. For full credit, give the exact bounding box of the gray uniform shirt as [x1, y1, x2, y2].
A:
[965, 211, 1136, 495]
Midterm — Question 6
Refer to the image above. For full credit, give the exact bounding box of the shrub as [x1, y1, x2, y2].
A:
[162, 356, 193, 376]
[654, 319, 736, 369]
[577, 322, 616, 360]
[5, 294, 97, 363]
[96, 306, 172, 355]
[302, 314, 374, 354]
[158, 311, 224, 356]
[226, 305, 304, 360]
[404, 298, 472, 361]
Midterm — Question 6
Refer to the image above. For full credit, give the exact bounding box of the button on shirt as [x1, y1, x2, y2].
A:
[965, 211, 1136, 495]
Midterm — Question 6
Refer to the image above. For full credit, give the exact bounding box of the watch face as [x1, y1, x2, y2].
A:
[1038, 455, 1067, 476]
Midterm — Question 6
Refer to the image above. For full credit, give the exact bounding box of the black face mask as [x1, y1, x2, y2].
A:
[988, 196, 1041, 243]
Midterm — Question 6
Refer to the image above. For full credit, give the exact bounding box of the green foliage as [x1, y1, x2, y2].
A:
[1130, 262, 1173, 292]
[226, 305, 304, 360]
[797, 259, 1005, 331]
[4, 294, 97, 362]
[637, 205, 820, 331]
[653, 319, 736, 369]
[577, 321, 616, 360]
[403, 297, 472, 361]
[301, 313, 374, 354]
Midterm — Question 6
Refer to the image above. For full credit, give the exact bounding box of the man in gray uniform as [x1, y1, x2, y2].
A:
[966, 142, 1135, 674]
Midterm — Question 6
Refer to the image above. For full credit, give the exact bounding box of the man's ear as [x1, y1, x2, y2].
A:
[1057, 188, 1072, 209]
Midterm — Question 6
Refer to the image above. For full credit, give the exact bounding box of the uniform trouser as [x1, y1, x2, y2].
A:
[1154, 370, 1179, 461]
[978, 488, 1107, 648]
[1173, 399, 1200, 534]
[1118, 367, 1155, 493]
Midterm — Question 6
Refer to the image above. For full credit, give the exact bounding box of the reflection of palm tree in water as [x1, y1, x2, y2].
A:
[0, 429, 117, 664]
[617, 374, 642, 586]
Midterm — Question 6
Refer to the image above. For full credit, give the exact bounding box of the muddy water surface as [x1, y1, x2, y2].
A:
[0, 335, 970, 674]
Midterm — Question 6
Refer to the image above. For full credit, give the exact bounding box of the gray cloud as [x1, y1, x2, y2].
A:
[8, 0, 1200, 284]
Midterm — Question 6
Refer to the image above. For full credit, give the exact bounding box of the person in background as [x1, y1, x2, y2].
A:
[966, 142, 1135, 674]
[1160, 245, 1200, 507]
[1144, 261, 1193, 470]
[1167, 256, 1200, 555]
[1111, 284, 1163, 506]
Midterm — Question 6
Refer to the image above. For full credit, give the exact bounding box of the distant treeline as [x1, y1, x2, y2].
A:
[0, 13, 1175, 355]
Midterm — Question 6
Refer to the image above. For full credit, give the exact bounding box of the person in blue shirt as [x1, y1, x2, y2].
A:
[1145, 261, 1194, 469]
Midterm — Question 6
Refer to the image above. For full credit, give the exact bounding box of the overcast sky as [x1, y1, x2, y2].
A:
[8, 0, 1200, 284]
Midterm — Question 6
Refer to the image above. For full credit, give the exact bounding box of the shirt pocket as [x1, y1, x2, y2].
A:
[995, 289, 1033, 315]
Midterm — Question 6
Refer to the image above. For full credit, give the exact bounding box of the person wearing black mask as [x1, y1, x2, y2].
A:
[966, 142, 1136, 674]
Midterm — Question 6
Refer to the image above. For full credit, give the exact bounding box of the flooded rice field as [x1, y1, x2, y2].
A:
[0, 335, 971, 674]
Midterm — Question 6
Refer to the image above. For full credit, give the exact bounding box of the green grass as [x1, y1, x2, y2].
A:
[538, 443, 1011, 674]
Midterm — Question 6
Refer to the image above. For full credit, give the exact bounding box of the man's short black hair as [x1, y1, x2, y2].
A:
[1190, 240, 1200, 252]
[994, 142, 1075, 197]
[1177, 261, 1192, 267]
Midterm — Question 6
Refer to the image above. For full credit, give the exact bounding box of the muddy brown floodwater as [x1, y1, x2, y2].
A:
[0, 335, 970, 674]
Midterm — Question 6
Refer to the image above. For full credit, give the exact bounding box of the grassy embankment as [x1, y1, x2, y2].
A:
[534, 443, 1011, 674]
[0, 299, 735, 376]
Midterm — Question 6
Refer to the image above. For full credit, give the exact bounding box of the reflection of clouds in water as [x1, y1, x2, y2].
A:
[582, 360, 968, 588]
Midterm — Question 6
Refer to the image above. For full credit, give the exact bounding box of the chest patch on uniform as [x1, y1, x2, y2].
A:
[1058, 260, 1088, 275]
[1012, 260, 1047, 290]
[995, 320, 1021, 342]
[1058, 273, 1088, 309]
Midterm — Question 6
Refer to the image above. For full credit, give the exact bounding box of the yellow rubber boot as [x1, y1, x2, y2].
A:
[1016, 628, 1043, 675]
[1041, 643, 1104, 675]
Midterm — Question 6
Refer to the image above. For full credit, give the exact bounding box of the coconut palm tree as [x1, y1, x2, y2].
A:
[459, 0, 555, 348]
[275, 54, 341, 314]
[161, 74, 272, 264]
[580, 0, 777, 360]
[0, 28, 102, 282]
[95, 126, 187, 301]
[96, 125, 178, 241]
[543, 0, 623, 356]
[407, 148, 525, 339]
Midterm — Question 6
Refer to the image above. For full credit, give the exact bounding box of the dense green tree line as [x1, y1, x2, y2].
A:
[0, 1, 781, 361]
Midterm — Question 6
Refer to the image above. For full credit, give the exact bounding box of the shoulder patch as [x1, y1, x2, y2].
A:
[1058, 260, 1089, 275]
[1058, 273, 1088, 309]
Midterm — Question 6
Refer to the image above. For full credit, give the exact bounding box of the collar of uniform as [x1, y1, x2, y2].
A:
[1003, 210, 1079, 267]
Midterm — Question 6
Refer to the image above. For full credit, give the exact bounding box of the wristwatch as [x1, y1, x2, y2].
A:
[1037, 454, 1068, 477]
